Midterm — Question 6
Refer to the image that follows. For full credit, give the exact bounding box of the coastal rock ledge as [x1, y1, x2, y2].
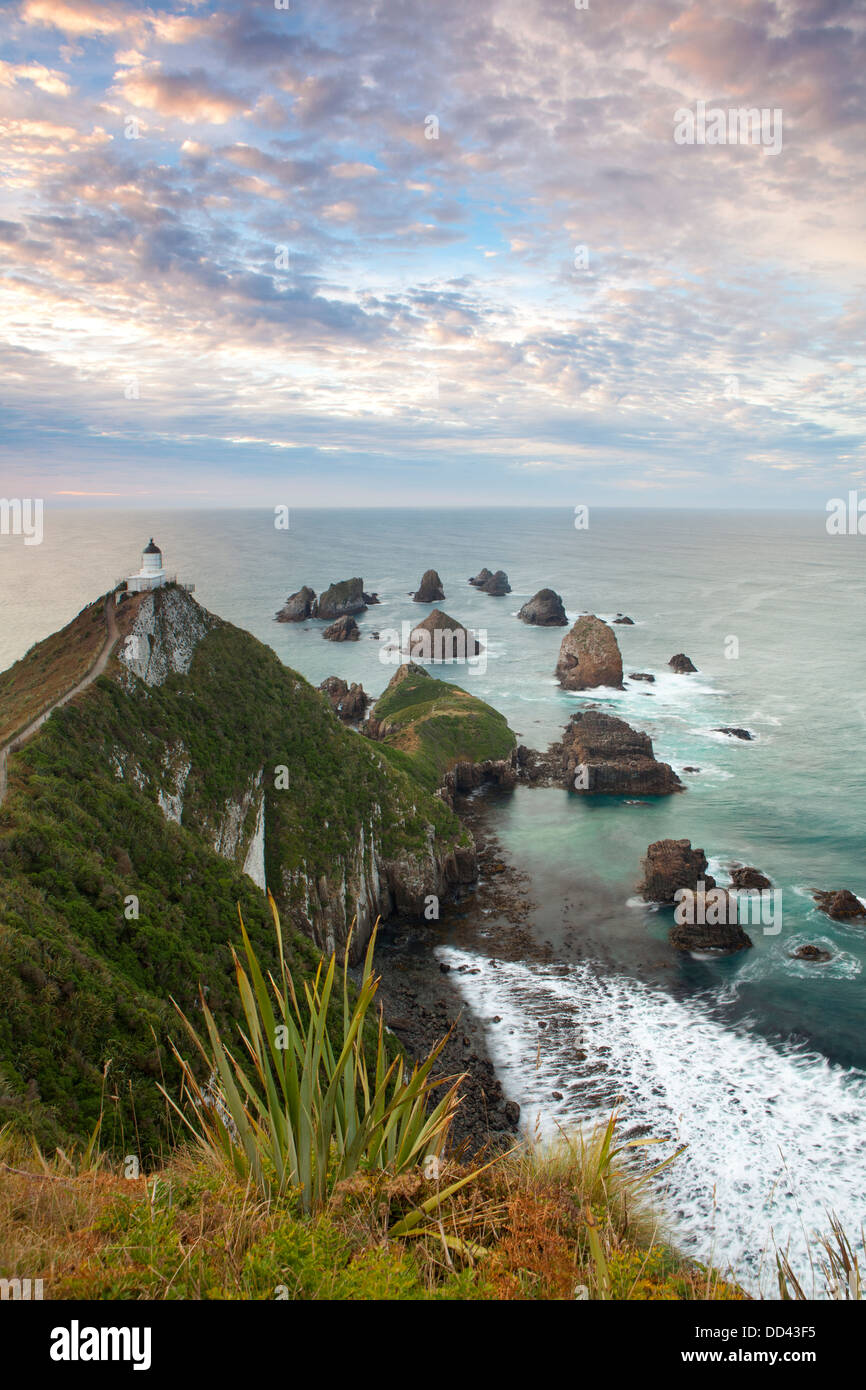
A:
[550, 710, 682, 795]
[555, 615, 624, 690]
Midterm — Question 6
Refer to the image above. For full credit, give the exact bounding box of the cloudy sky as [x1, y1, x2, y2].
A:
[0, 0, 863, 507]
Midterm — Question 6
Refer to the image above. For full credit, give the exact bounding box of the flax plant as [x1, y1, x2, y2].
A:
[161, 894, 463, 1213]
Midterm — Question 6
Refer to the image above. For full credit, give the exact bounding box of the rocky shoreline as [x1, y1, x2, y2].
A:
[369, 791, 533, 1154]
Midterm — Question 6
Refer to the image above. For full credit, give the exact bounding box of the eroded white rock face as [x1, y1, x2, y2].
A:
[242, 794, 266, 891]
[118, 588, 215, 689]
[157, 740, 192, 825]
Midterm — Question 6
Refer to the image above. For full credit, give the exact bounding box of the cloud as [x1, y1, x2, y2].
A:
[116, 65, 247, 124]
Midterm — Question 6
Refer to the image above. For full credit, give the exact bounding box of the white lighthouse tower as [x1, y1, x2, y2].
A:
[127, 538, 168, 593]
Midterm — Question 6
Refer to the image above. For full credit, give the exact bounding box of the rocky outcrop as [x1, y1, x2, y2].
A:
[316, 578, 369, 620]
[669, 653, 698, 673]
[813, 889, 866, 921]
[640, 838, 715, 903]
[730, 865, 772, 890]
[549, 710, 682, 796]
[413, 569, 445, 603]
[469, 568, 511, 595]
[613, 615, 634, 625]
[409, 609, 482, 659]
[440, 754, 518, 807]
[275, 586, 316, 622]
[670, 889, 753, 954]
[322, 615, 360, 641]
[555, 615, 623, 690]
[363, 590, 380, 606]
[629, 672, 655, 683]
[792, 944, 833, 963]
[517, 589, 567, 626]
[715, 727, 753, 741]
[319, 677, 369, 722]
[117, 587, 217, 689]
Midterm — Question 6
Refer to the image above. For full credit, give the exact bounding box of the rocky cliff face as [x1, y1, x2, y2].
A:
[117, 586, 216, 688]
[555, 615, 623, 690]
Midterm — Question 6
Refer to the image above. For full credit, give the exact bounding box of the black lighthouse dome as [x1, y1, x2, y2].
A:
[143, 538, 161, 555]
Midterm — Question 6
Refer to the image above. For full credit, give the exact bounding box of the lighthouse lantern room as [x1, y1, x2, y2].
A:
[127, 538, 168, 593]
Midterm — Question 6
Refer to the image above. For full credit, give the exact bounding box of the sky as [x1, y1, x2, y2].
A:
[0, 0, 864, 508]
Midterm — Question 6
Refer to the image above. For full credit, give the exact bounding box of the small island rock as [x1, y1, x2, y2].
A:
[413, 569, 446, 603]
[555, 615, 624, 690]
[517, 588, 567, 626]
[669, 653, 698, 673]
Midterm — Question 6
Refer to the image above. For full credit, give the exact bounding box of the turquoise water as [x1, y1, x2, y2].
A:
[3, 506, 865, 1286]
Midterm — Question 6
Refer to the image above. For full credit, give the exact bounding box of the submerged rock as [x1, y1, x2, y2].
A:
[554, 710, 682, 796]
[322, 615, 360, 641]
[669, 653, 698, 673]
[792, 944, 833, 963]
[409, 608, 482, 659]
[813, 889, 866, 921]
[517, 588, 568, 626]
[275, 585, 316, 622]
[555, 615, 623, 690]
[715, 727, 754, 741]
[629, 671, 655, 683]
[613, 615, 635, 625]
[413, 569, 446, 603]
[640, 838, 715, 904]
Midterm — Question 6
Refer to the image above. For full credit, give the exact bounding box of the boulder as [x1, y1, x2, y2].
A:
[629, 672, 655, 683]
[363, 591, 380, 606]
[555, 710, 682, 796]
[555, 615, 623, 690]
[469, 568, 511, 595]
[730, 865, 771, 890]
[409, 608, 482, 660]
[322, 615, 360, 642]
[640, 838, 715, 904]
[318, 676, 369, 722]
[792, 944, 833, 963]
[413, 569, 446, 603]
[813, 889, 866, 921]
[275, 585, 316, 622]
[316, 578, 368, 620]
[613, 615, 635, 625]
[670, 888, 753, 953]
[669, 653, 698, 673]
[517, 588, 567, 626]
[715, 727, 753, 741]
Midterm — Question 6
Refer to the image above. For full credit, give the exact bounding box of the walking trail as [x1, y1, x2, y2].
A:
[0, 598, 120, 806]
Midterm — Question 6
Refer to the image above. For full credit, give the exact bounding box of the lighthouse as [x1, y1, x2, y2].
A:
[127, 538, 168, 593]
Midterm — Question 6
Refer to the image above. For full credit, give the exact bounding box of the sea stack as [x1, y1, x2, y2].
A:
[409, 609, 481, 659]
[322, 615, 360, 641]
[469, 568, 511, 595]
[276, 585, 316, 622]
[556, 710, 682, 795]
[316, 578, 369, 620]
[669, 653, 698, 673]
[517, 589, 568, 626]
[413, 569, 446, 603]
[640, 838, 715, 903]
[555, 615, 623, 690]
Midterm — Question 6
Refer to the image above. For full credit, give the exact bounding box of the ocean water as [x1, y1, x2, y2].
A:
[3, 506, 865, 1290]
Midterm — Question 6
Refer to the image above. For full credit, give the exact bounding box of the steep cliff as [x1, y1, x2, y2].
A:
[0, 587, 473, 1153]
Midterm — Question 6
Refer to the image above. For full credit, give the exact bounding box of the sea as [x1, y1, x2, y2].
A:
[3, 505, 865, 1293]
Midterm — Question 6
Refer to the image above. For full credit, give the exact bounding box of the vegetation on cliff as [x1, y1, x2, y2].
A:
[0, 595, 469, 1156]
[370, 663, 516, 794]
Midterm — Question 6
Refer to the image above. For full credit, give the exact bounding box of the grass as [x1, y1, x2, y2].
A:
[371, 663, 516, 792]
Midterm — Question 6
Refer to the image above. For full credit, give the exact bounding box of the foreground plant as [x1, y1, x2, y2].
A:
[161, 894, 463, 1213]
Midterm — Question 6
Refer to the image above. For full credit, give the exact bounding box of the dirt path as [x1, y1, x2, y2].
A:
[0, 598, 120, 806]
